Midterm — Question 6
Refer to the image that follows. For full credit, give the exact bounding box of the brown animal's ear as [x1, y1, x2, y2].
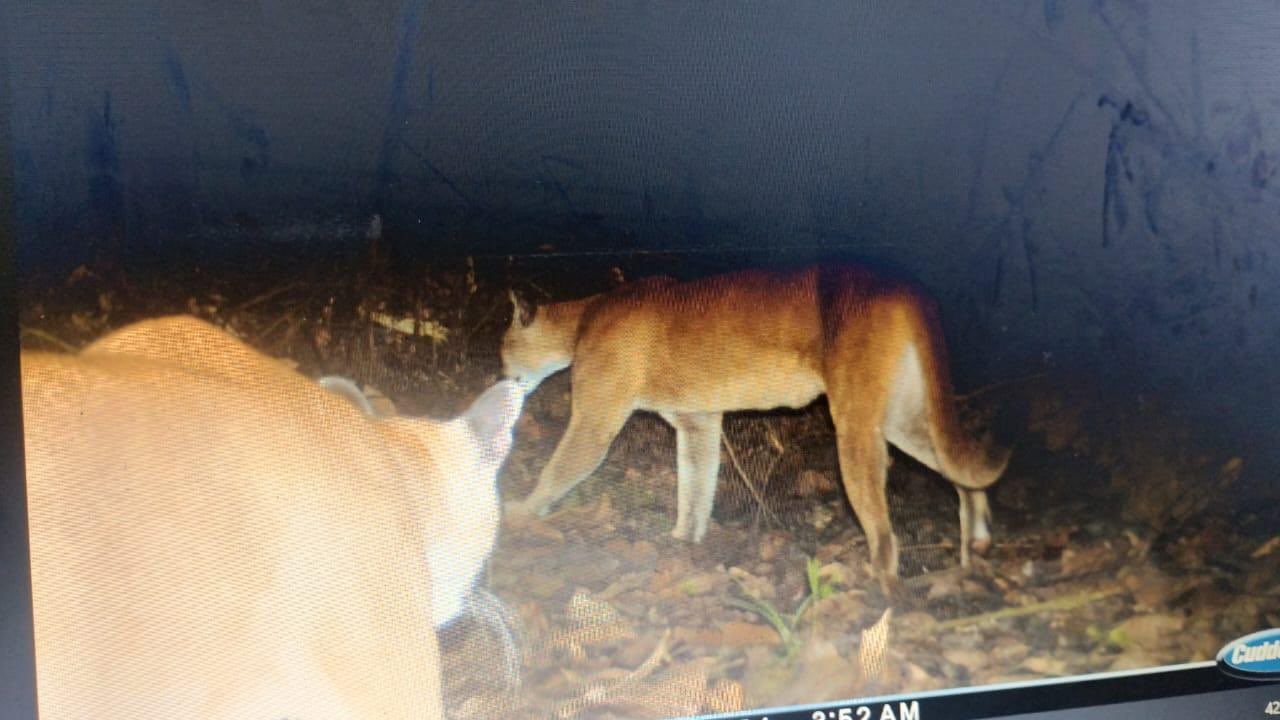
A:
[508, 289, 534, 327]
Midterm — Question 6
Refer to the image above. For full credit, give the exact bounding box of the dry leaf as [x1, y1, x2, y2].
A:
[720, 621, 779, 647]
[1110, 613, 1185, 652]
[668, 572, 724, 599]
[1022, 656, 1068, 675]
[1122, 530, 1152, 559]
[502, 506, 565, 543]
[818, 562, 853, 588]
[942, 648, 987, 672]
[70, 312, 97, 333]
[991, 638, 1030, 664]
[369, 311, 449, 342]
[758, 531, 787, 562]
[1044, 527, 1073, 549]
[313, 324, 331, 351]
[925, 573, 964, 601]
[727, 566, 775, 601]
[597, 572, 649, 602]
[1060, 545, 1116, 577]
[1121, 569, 1173, 611]
[776, 640, 861, 705]
[552, 630, 674, 719]
[66, 265, 92, 285]
[797, 469, 837, 496]
[614, 635, 661, 668]
[630, 540, 658, 564]
[1251, 535, 1280, 559]
[812, 504, 836, 531]
[858, 608, 893, 679]
[673, 626, 723, 646]
[707, 679, 745, 714]
[1220, 456, 1243, 481]
[566, 589, 623, 627]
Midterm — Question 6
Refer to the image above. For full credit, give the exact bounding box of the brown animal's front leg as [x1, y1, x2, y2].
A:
[834, 424, 899, 596]
[666, 412, 723, 543]
[510, 399, 631, 518]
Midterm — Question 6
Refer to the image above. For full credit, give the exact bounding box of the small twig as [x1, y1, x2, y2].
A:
[763, 420, 785, 453]
[524, 280, 553, 302]
[231, 281, 305, 314]
[252, 314, 292, 345]
[898, 542, 957, 553]
[909, 586, 1126, 634]
[459, 295, 506, 350]
[721, 434, 783, 528]
[19, 327, 80, 353]
[760, 452, 784, 499]
[993, 538, 1049, 548]
[955, 372, 1047, 402]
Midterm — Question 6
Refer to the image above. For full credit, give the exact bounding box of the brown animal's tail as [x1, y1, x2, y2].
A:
[904, 294, 1010, 490]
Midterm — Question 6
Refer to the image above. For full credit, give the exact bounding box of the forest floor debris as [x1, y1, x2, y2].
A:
[19, 253, 1279, 719]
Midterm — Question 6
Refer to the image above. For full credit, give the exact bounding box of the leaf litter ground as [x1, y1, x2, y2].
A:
[18, 251, 1279, 719]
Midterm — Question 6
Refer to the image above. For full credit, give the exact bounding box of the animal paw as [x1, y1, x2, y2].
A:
[970, 536, 992, 556]
[503, 500, 535, 518]
[505, 498, 553, 520]
[879, 574, 911, 606]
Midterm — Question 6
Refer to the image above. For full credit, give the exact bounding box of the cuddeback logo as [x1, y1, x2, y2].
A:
[1216, 628, 1280, 680]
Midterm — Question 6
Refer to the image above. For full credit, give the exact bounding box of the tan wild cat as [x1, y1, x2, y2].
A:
[23, 315, 523, 719]
[501, 265, 1008, 591]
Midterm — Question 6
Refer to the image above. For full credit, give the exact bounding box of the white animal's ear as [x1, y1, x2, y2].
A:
[318, 375, 380, 417]
[463, 380, 525, 469]
[508, 290, 534, 328]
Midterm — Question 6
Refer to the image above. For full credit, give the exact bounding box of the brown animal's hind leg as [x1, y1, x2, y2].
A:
[882, 341, 996, 571]
[958, 487, 973, 568]
[957, 488, 993, 568]
[510, 391, 632, 518]
[832, 421, 898, 595]
[975, 491, 993, 553]
[826, 310, 905, 597]
[667, 412, 723, 543]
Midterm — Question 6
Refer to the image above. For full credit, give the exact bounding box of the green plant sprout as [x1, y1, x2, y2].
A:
[726, 556, 838, 659]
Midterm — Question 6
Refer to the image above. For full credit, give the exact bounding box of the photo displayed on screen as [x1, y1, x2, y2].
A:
[7, 3, 1279, 719]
